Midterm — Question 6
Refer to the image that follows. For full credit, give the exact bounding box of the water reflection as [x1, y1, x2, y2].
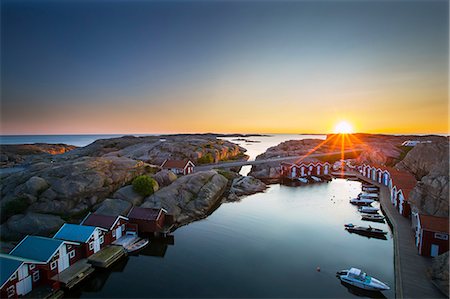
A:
[340, 281, 388, 298]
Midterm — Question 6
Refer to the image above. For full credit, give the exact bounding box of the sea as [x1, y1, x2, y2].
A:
[2, 134, 394, 298]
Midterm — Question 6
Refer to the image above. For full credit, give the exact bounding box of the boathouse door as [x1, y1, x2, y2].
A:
[116, 226, 123, 239]
[431, 244, 439, 257]
[58, 246, 70, 272]
[16, 276, 32, 296]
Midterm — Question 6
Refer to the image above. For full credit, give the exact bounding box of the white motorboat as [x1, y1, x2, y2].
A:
[358, 192, 378, 199]
[361, 214, 385, 222]
[349, 198, 374, 205]
[297, 177, 308, 183]
[358, 206, 379, 214]
[311, 176, 321, 182]
[336, 268, 390, 291]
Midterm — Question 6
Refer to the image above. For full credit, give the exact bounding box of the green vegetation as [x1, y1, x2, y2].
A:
[2, 198, 28, 217]
[217, 169, 237, 180]
[197, 153, 215, 164]
[132, 175, 157, 196]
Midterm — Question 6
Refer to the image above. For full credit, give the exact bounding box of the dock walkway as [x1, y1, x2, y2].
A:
[356, 173, 444, 299]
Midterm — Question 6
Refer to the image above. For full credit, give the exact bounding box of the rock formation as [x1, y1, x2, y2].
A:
[141, 170, 228, 225]
[397, 142, 449, 217]
[0, 143, 77, 167]
[430, 252, 449, 297]
[0, 212, 64, 241]
[228, 176, 267, 200]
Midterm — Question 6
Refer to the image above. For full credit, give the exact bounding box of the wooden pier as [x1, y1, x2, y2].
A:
[88, 245, 127, 268]
[356, 173, 445, 299]
[51, 259, 94, 289]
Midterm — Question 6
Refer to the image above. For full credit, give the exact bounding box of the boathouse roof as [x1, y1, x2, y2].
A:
[81, 213, 128, 230]
[161, 159, 194, 169]
[54, 223, 106, 243]
[0, 255, 23, 287]
[9, 236, 75, 263]
[127, 206, 164, 221]
[387, 168, 416, 199]
[419, 214, 449, 233]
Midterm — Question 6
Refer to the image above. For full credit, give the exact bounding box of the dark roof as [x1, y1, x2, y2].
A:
[161, 159, 193, 169]
[10, 236, 66, 263]
[82, 213, 126, 230]
[420, 214, 449, 233]
[127, 207, 162, 221]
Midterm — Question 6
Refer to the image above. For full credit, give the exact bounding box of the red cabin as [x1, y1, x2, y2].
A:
[81, 213, 137, 244]
[416, 214, 449, 257]
[127, 207, 173, 235]
[161, 159, 195, 175]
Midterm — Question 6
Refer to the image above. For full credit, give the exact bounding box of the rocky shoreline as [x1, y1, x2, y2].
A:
[0, 134, 265, 244]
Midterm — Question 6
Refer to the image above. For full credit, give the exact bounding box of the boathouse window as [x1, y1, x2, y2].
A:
[121, 224, 126, 231]
[29, 264, 35, 270]
[69, 250, 75, 259]
[7, 285, 15, 297]
[32, 271, 40, 282]
[112, 230, 116, 237]
[434, 233, 448, 240]
[99, 236, 104, 244]
[89, 242, 94, 250]
[50, 261, 57, 270]
[9, 272, 16, 281]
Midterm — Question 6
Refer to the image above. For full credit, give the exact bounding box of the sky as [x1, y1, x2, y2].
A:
[1, 0, 448, 135]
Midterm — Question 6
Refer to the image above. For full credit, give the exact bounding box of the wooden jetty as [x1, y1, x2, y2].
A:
[23, 286, 64, 299]
[51, 259, 94, 289]
[87, 245, 127, 268]
[356, 173, 445, 298]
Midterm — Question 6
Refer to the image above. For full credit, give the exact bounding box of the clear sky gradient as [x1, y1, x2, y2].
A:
[1, 0, 448, 135]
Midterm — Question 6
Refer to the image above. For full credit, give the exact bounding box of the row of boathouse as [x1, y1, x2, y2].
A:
[280, 161, 449, 258]
[1, 206, 172, 298]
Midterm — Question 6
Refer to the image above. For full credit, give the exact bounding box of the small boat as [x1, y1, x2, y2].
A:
[362, 186, 379, 192]
[361, 214, 385, 222]
[311, 176, 321, 182]
[358, 193, 378, 199]
[297, 177, 308, 183]
[358, 206, 379, 214]
[126, 238, 149, 253]
[350, 198, 374, 205]
[345, 224, 388, 238]
[336, 268, 390, 291]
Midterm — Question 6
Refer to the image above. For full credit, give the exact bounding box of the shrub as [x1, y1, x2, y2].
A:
[132, 175, 157, 196]
[197, 153, 214, 164]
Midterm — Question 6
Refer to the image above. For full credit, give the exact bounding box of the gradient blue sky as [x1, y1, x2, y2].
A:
[1, 0, 448, 134]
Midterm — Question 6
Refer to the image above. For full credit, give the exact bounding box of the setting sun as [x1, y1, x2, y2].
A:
[334, 121, 354, 134]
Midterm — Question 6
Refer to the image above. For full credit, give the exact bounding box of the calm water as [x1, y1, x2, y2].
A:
[6, 134, 394, 298]
[72, 180, 394, 298]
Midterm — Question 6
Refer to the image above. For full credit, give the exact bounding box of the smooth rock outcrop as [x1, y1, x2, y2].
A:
[397, 142, 449, 216]
[1, 156, 153, 219]
[141, 170, 228, 225]
[1, 212, 64, 240]
[229, 176, 267, 198]
[430, 252, 449, 297]
[152, 169, 177, 187]
[95, 198, 132, 217]
[113, 185, 145, 206]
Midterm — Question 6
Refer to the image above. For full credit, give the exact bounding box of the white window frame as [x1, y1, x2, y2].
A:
[7, 285, 15, 297]
[69, 250, 76, 259]
[9, 273, 17, 281]
[32, 271, 40, 282]
[89, 242, 94, 250]
[434, 233, 449, 240]
[99, 236, 104, 244]
[29, 264, 36, 270]
[50, 261, 57, 270]
[112, 229, 116, 238]
[121, 224, 125, 231]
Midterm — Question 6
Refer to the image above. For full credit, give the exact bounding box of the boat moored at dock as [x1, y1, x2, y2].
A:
[361, 214, 385, 222]
[336, 268, 390, 291]
[349, 198, 374, 206]
[358, 206, 379, 214]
